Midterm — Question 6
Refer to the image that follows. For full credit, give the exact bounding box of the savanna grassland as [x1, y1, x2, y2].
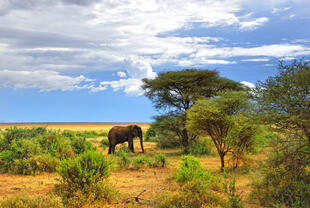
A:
[0, 123, 267, 208]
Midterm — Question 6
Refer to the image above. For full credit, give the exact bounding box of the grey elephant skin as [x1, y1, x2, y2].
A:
[108, 125, 144, 154]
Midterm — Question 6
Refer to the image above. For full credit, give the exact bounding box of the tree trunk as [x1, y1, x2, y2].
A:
[220, 153, 225, 171]
[182, 129, 189, 154]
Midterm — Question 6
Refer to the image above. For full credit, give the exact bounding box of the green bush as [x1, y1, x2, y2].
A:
[55, 150, 114, 207]
[113, 144, 132, 156]
[99, 132, 108, 137]
[0, 127, 103, 175]
[10, 154, 59, 175]
[188, 138, 213, 155]
[145, 127, 156, 141]
[251, 139, 310, 208]
[100, 139, 109, 150]
[254, 131, 279, 149]
[224, 177, 244, 208]
[57, 150, 111, 190]
[175, 155, 218, 184]
[155, 134, 181, 149]
[116, 151, 131, 169]
[132, 155, 152, 169]
[0, 194, 64, 208]
[70, 137, 94, 155]
[155, 180, 228, 208]
[153, 153, 167, 168]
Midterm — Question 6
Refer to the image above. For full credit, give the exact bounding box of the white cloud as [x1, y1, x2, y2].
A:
[0, 70, 93, 91]
[196, 44, 310, 58]
[93, 56, 157, 96]
[117, 71, 127, 78]
[241, 81, 255, 88]
[242, 58, 270, 62]
[239, 17, 269, 30]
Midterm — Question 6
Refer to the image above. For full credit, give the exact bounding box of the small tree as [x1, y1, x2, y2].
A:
[254, 58, 310, 142]
[251, 58, 310, 207]
[142, 69, 243, 152]
[187, 91, 258, 170]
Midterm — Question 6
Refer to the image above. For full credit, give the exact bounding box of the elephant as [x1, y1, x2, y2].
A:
[108, 125, 144, 154]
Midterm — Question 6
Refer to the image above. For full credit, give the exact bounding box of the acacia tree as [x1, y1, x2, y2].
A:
[251, 59, 310, 207]
[187, 91, 258, 170]
[254, 58, 310, 143]
[142, 69, 243, 152]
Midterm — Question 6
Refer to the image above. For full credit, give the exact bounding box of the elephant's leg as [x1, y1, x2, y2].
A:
[108, 145, 112, 154]
[111, 145, 116, 154]
[128, 140, 134, 153]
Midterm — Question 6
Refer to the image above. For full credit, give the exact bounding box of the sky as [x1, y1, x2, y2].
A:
[0, 0, 310, 123]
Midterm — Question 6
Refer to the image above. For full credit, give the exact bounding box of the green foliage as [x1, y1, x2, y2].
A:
[224, 177, 244, 208]
[57, 150, 111, 191]
[10, 154, 59, 175]
[188, 138, 213, 155]
[175, 155, 219, 184]
[70, 137, 94, 155]
[251, 137, 310, 208]
[156, 178, 227, 208]
[144, 127, 156, 141]
[132, 155, 152, 169]
[55, 150, 115, 206]
[100, 138, 109, 150]
[113, 144, 132, 156]
[0, 194, 64, 208]
[143, 69, 244, 153]
[251, 59, 310, 207]
[254, 58, 310, 141]
[0, 127, 95, 175]
[116, 151, 131, 169]
[151, 114, 182, 149]
[187, 91, 258, 170]
[153, 153, 167, 168]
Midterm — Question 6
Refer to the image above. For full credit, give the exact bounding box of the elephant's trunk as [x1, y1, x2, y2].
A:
[139, 131, 144, 153]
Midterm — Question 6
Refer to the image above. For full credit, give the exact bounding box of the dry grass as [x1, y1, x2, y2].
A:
[0, 123, 266, 207]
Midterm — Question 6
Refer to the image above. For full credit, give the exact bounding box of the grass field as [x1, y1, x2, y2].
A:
[0, 123, 265, 207]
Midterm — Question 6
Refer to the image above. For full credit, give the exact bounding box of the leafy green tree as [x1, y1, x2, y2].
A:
[187, 91, 258, 170]
[251, 58, 310, 207]
[254, 58, 310, 142]
[142, 69, 243, 152]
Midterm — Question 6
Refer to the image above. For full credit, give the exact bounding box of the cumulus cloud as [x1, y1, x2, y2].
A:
[242, 58, 270, 62]
[239, 17, 269, 30]
[117, 71, 127, 78]
[0, 70, 93, 91]
[0, 0, 310, 95]
[94, 57, 157, 96]
[240, 81, 255, 89]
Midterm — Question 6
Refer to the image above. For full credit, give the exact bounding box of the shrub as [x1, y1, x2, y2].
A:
[0, 194, 64, 208]
[99, 132, 108, 137]
[224, 177, 244, 208]
[145, 127, 156, 141]
[55, 150, 114, 206]
[116, 151, 131, 169]
[113, 144, 132, 156]
[11, 154, 59, 175]
[100, 139, 109, 150]
[251, 138, 310, 208]
[155, 134, 181, 149]
[153, 153, 167, 168]
[70, 137, 94, 155]
[62, 130, 76, 139]
[155, 180, 228, 208]
[188, 138, 213, 155]
[132, 155, 152, 169]
[175, 155, 218, 184]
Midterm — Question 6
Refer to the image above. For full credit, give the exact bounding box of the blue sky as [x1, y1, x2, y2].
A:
[0, 0, 310, 122]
